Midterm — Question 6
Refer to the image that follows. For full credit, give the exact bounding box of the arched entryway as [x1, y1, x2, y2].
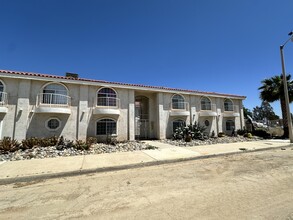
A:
[135, 96, 149, 140]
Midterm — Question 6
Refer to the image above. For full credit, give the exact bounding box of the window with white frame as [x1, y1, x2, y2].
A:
[172, 94, 185, 109]
[226, 120, 235, 131]
[46, 118, 61, 130]
[201, 97, 211, 110]
[42, 83, 68, 105]
[0, 81, 3, 93]
[224, 99, 234, 111]
[96, 119, 117, 135]
[173, 119, 186, 132]
[97, 88, 117, 107]
[0, 81, 4, 102]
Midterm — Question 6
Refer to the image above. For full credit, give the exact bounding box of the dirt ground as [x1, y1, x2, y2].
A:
[1, 148, 293, 220]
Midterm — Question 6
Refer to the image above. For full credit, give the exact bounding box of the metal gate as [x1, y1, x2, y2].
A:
[135, 118, 149, 140]
[135, 96, 149, 140]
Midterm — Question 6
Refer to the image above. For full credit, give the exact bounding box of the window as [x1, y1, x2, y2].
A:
[42, 83, 68, 105]
[224, 99, 234, 111]
[226, 120, 235, 131]
[46, 118, 61, 130]
[0, 81, 4, 102]
[201, 97, 211, 110]
[172, 94, 185, 109]
[97, 88, 117, 107]
[173, 119, 186, 132]
[96, 119, 117, 135]
[0, 81, 3, 93]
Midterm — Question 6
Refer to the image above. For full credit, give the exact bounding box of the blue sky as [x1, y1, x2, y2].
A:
[1, 0, 293, 116]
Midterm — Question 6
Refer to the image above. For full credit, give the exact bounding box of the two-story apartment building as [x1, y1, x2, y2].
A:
[0, 69, 246, 141]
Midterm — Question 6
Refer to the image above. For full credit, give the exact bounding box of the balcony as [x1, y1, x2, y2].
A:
[93, 97, 120, 115]
[223, 105, 240, 117]
[169, 102, 190, 116]
[0, 92, 8, 113]
[199, 104, 217, 117]
[34, 93, 71, 114]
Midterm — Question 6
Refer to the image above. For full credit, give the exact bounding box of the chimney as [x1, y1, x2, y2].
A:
[66, 72, 79, 79]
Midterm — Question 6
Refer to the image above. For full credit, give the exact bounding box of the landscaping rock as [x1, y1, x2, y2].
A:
[161, 136, 260, 147]
[0, 141, 156, 161]
[0, 137, 261, 162]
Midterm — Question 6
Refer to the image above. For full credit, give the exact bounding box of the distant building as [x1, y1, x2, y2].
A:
[0, 69, 246, 141]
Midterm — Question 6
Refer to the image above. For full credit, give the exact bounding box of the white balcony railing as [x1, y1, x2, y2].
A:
[97, 97, 120, 109]
[169, 102, 189, 116]
[199, 103, 217, 117]
[170, 101, 189, 111]
[201, 103, 216, 112]
[0, 92, 8, 106]
[224, 104, 239, 112]
[223, 105, 240, 117]
[36, 93, 71, 107]
[94, 97, 120, 115]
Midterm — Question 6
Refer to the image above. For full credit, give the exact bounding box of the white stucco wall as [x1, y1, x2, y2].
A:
[0, 74, 246, 141]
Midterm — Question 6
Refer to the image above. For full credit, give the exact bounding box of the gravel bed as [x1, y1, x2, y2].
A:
[0, 141, 156, 161]
[162, 136, 261, 147]
[0, 136, 261, 161]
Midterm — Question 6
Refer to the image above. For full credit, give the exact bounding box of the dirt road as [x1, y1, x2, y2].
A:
[1, 148, 293, 220]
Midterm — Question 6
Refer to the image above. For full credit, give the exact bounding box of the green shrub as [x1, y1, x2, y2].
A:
[173, 126, 184, 140]
[237, 129, 248, 136]
[0, 137, 21, 153]
[106, 134, 117, 145]
[244, 133, 253, 138]
[65, 140, 75, 148]
[173, 122, 207, 141]
[192, 122, 207, 140]
[253, 129, 271, 139]
[47, 136, 59, 146]
[86, 137, 97, 145]
[39, 136, 59, 148]
[218, 132, 225, 137]
[72, 137, 98, 150]
[21, 137, 40, 150]
[144, 145, 158, 150]
[74, 140, 90, 150]
[57, 136, 65, 146]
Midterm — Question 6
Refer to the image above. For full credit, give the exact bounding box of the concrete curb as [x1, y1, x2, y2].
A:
[0, 144, 292, 185]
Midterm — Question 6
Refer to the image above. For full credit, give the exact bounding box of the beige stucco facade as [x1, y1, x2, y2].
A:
[0, 70, 246, 141]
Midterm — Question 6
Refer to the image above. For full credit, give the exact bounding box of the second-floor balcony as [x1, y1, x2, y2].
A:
[34, 93, 71, 114]
[169, 102, 190, 116]
[0, 92, 8, 113]
[199, 103, 217, 117]
[223, 105, 240, 117]
[93, 97, 120, 115]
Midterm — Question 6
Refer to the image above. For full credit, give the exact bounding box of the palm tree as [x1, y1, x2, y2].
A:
[259, 74, 293, 138]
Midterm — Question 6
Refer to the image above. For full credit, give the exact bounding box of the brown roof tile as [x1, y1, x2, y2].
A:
[0, 69, 246, 99]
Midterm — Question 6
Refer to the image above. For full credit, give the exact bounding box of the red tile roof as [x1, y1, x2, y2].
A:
[0, 69, 246, 99]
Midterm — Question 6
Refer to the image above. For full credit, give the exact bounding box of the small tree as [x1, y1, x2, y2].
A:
[252, 101, 279, 121]
[259, 74, 293, 138]
[243, 106, 253, 119]
[173, 122, 207, 141]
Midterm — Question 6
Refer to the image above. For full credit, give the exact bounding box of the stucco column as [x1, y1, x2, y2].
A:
[239, 102, 245, 129]
[77, 85, 89, 140]
[128, 90, 135, 140]
[191, 107, 197, 124]
[156, 93, 165, 139]
[217, 108, 222, 133]
[13, 80, 31, 140]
